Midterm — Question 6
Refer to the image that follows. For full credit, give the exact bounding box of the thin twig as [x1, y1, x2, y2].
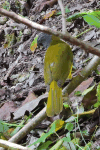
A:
[0, 139, 30, 150]
[58, 0, 67, 34]
[3, 53, 22, 81]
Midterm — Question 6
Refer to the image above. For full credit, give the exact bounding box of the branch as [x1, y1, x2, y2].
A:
[9, 107, 46, 143]
[63, 55, 100, 96]
[0, 106, 47, 150]
[0, 139, 30, 150]
[58, 0, 66, 34]
[0, 8, 100, 56]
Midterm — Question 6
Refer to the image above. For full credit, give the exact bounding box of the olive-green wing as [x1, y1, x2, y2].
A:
[44, 43, 73, 86]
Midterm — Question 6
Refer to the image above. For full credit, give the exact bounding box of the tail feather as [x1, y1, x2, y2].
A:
[46, 80, 63, 117]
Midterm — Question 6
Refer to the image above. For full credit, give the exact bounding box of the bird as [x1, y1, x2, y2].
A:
[37, 32, 73, 117]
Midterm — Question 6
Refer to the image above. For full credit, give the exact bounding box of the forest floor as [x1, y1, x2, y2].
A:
[0, 0, 100, 149]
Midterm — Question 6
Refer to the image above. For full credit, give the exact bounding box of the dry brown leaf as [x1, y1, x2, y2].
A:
[0, 101, 17, 120]
[43, 10, 56, 20]
[34, 0, 57, 12]
[22, 91, 37, 105]
[69, 77, 94, 97]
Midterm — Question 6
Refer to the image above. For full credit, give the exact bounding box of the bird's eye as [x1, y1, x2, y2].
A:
[39, 43, 43, 46]
[37, 43, 43, 48]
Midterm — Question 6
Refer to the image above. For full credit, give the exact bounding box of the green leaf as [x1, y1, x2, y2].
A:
[90, 10, 100, 19]
[63, 102, 69, 108]
[67, 10, 100, 28]
[82, 85, 95, 96]
[67, 12, 87, 21]
[30, 36, 38, 52]
[65, 123, 73, 131]
[83, 14, 100, 28]
[65, 132, 71, 142]
[82, 130, 89, 136]
[51, 119, 65, 132]
[94, 101, 100, 108]
[65, 6, 70, 13]
[35, 119, 64, 146]
[37, 141, 52, 150]
[83, 142, 92, 150]
[94, 83, 100, 108]
[50, 139, 63, 150]
[0, 120, 9, 133]
[97, 82, 100, 102]
[31, 123, 56, 146]
[63, 137, 76, 149]
[74, 91, 82, 96]
[95, 69, 100, 75]
[56, 5, 70, 15]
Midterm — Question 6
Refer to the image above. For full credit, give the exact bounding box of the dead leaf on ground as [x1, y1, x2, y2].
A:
[82, 87, 97, 109]
[39, 10, 56, 24]
[43, 10, 56, 19]
[34, 0, 57, 12]
[0, 88, 6, 96]
[0, 101, 17, 120]
[69, 77, 94, 97]
[30, 36, 38, 52]
[93, 106, 100, 120]
[22, 91, 37, 105]
[13, 93, 48, 120]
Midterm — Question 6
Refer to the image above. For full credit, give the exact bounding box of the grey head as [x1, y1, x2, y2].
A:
[37, 32, 52, 49]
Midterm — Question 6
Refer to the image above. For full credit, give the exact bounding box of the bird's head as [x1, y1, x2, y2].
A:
[37, 32, 52, 49]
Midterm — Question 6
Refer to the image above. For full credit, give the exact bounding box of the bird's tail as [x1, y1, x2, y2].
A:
[46, 80, 63, 117]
